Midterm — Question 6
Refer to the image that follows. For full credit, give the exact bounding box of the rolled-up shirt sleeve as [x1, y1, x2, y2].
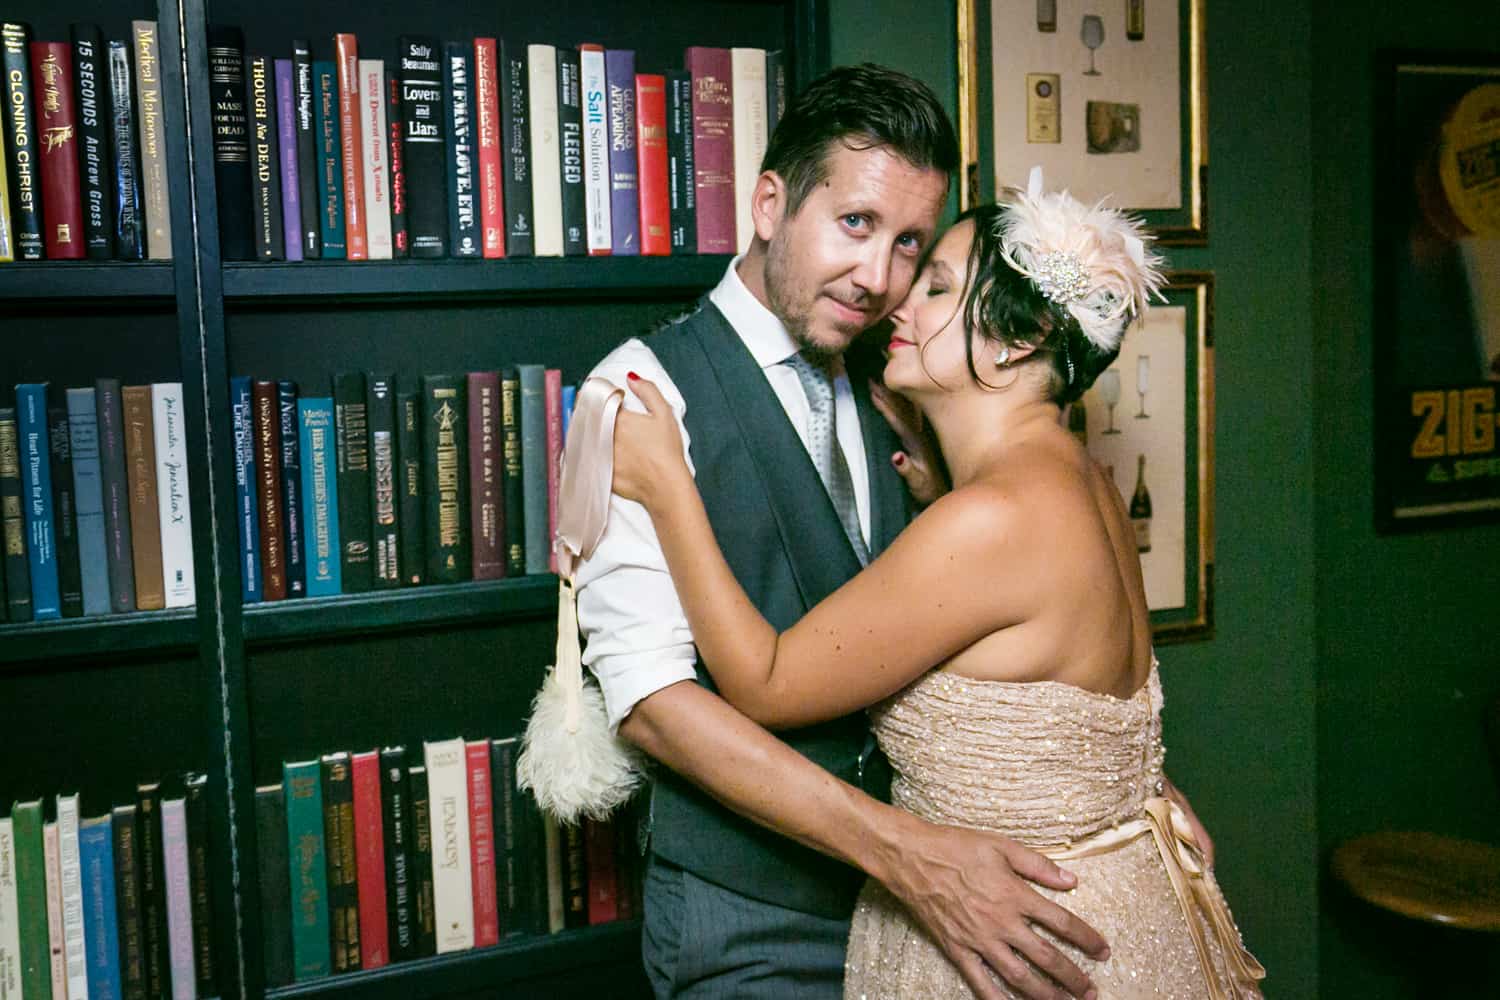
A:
[574, 338, 700, 729]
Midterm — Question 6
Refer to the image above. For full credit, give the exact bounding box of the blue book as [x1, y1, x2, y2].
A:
[66, 388, 112, 616]
[561, 384, 576, 442]
[298, 398, 341, 596]
[313, 61, 345, 258]
[80, 814, 123, 1000]
[278, 382, 306, 598]
[605, 49, 639, 255]
[443, 41, 479, 257]
[231, 377, 262, 603]
[15, 384, 61, 620]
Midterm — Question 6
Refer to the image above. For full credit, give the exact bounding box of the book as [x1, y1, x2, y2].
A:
[276, 58, 303, 261]
[292, 41, 320, 258]
[80, 814, 122, 1000]
[0, 408, 32, 621]
[132, 21, 171, 259]
[111, 803, 146, 1000]
[2, 23, 43, 259]
[351, 750, 389, 969]
[585, 817, 618, 925]
[685, 47, 734, 254]
[152, 382, 195, 609]
[49, 399, 84, 618]
[122, 385, 164, 610]
[332, 372, 372, 592]
[278, 381, 305, 598]
[320, 752, 360, 974]
[161, 798, 195, 1000]
[313, 60, 345, 257]
[359, 58, 392, 259]
[253, 380, 286, 601]
[136, 781, 169, 1000]
[71, 23, 113, 259]
[545, 370, 563, 574]
[499, 370, 525, 577]
[254, 785, 292, 988]
[731, 48, 767, 253]
[379, 747, 416, 962]
[467, 372, 503, 581]
[0, 142, 9, 262]
[16, 384, 61, 620]
[96, 378, 136, 612]
[498, 40, 532, 257]
[423, 739, 474, 953]
[421, 375, 469, 582]
[66, 387, 111, 615]
[207, 25, 253, 260]
[397, 36, 445, 258]
[465, 741, 499, 948]
[766, 49, 786, 139]
[525, 44, 561, 256]
[10, 801, 50, 998]
[108, 40, 144, 259]
[636, 73, 670, 256]
[248, 55, 285, 260]
[366, 374, 400, 589]
[31, 41, 86, 258]
[335, 33, 366, 259]
[385, 69, 408, 257]
[230, 377, 261, 602]
[561, 819, 588, 929]
[42, 821, 64, 996]
[555, 48, 586, 256]
[443, 42, 478, 258]
[283, 761, 331, 981]
[605, 49, 639, 255]
[184, 772, 217, 996]
[0, 818, 17, 998]
[543, 816, 563, 933]
[488, 738, 528, 937]
[57, 793, 89, 998]
[517, 365, 549, 575]
[408, 767, 436, 957]
[579, 44, 611, 255]
[474, 37, 504, 258]
[396, 389, 423, 586]
[297, 397, 341, 597]
[562, 383, 576, 440]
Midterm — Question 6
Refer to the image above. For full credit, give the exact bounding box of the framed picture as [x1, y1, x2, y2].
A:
[1071, 271, 1214, 642]
[1374, 53, 1500, 532]
[956, 0, 1207, 245]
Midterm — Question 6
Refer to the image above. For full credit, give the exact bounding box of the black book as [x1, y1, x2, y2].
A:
[136, 781, 170, 1000]
[278, 381, 305, 598]
[443, 42, 478, 258]
[421, 375, 469, 582]
[112, 803, 147, 1000]
[397, 36, 447, 258]
[292, 40, 320, 258]
[71, 23, 114, 259]
[183, 772, 218, 997]
[253, 784, 293, 988]
[498, 40, 532, 256]
[206, 26, 253, 261]
[666, 70, 695, 255]
[0, 406, 31, 620]
[107, 40, 144, 260]
[2, 22, 44, 259]
[385, 68, 409, 258]
[248, 54, 285, 260]
[366, 374, 401, 589]
[556, 48, 586, 256]
[408, 765, 437, 957]
[499, 369, 525, 577]
[332, 372, 373, 592]
[46, 401, 84, 618]
[395, 389, 424, 586]
[320, 752, 361, 974]
[379, 747, 417, 962]
[95, 378, 136, 611]
[562, 819, 588, 929]
[490, 736, 547, 937]
[766, 49, 786, 139]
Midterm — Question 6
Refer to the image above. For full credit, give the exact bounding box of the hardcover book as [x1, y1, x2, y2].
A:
[42, 821, 63, 995]
[517, 365, 549, 574]
[499, 370, 525, 576]
[605, 49, 639, 255]
[292, 41, 320, 257]
[379, 747, 417, 961]
[108, 40, 144, 259]
[45, 402, 83, 617]
[248, 55, 285, 260]
[121, 385, 164, 609]
[423, 739, 474, 954]
[525, 44, 561, 256]
[2, 23, 43, 259]
[467, 371, 503, 580]
[56, 793, 88, 998]
[161, 798, 195, 1000]
[282, 761, 331, 981]
[10, 801, 49, 998]
[359, 58, 392, 259]
[396, 389, 423, 585]
[79, 814, 121, 1000]
[332, 372, 373, 591]
[0, 408, 32, 621]
[351, 750, 389, 969]
[184, 772, 217, 996]
[313, 60, 345, 257]
[277, 381, 305, 597]
[16, 384, 61, 620]
[276, 59, 303, 261]
[474, 38, 504, 258]
[111, 802, 146, 1000]
[545, 369, 563, 573]
[421, 375, 469, 582]
[766, 49, 786, 138]
[408, 767, 437, 957]
[335, 33, 366, 259]
[320, 752, 360, 974]
[685, 46, 734, 254]
[136, 782, 169, 1000]
[231, 377, 261, 602]
[65, 387, 111, 615]
[297, 397, 341, 597]
[730, 48, 767, 253]
[207, 26, 253, 260]
[71, 24, 113, 259]
[253, 380, 287, 601]
[0, 818, 18, 997]
[131, 21, 171, 259]
[636, 73, 670, 256]
[386, 69, 408, 257]
[366, 374, 401, 588]
[498, 40, 532, 256]
[151, 382, 195, 609]
[30, 41, 85, 258]
[465, 740, 499, 947]
[579, 44, 611, 255]
[254, 785, 292, 987]
[555, 48, 586, 256]
[397, 36, 446, 258]
[96, 378, 136, 612]
[443, 42, 478, 258]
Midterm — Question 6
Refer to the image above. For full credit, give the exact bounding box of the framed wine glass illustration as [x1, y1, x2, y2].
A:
[1070, 272, 1215, 642]
[955, 0, 1208, 246]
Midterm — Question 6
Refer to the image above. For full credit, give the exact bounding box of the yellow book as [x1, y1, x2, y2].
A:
[0, 138, 13, 262]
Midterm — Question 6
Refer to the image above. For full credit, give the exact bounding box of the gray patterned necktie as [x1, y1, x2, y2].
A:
[783, 353, 871, 566]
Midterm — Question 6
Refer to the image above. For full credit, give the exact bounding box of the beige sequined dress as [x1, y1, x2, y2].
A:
[843, 665, 1264, 999]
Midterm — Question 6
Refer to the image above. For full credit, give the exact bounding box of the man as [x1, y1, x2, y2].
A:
[577, 64, 1189, 1000]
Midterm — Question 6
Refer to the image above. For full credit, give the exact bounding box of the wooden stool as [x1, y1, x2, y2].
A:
[1332, 831, 1500, 931]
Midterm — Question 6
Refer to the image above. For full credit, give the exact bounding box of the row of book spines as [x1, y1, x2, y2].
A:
[259, 739, 638, 987]
[0, 381, 193, 625]
[0, 20, 171, 263]
[232, 369, 568, 603]
[0, 777, 218, 1000]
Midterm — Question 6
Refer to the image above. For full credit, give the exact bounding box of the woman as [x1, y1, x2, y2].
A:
[609, 174, 1264, 999]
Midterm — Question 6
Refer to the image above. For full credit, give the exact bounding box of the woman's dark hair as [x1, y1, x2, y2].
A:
[947, 204, 1121, 405]
[762, 64, 959, 214]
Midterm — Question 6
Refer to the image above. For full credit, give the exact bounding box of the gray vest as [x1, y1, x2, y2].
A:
[645, 298, 910, 918]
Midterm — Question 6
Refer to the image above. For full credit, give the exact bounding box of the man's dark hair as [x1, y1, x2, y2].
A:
[762, 63, 959, 213]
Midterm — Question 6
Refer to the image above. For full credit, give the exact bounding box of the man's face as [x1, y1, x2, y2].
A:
[762, 143, 949, 361]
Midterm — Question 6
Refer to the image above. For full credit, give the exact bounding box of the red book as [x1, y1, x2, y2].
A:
[544, 369, 563, 574]
[467, 371, 503, 580]
[335, 33, 367, 259]
[30, 42, 86, 259]
[685, 47, 734, 254]
[635, 74, 670, 256]
[584, 817, 619, 925]
[351, 750, 390, 969]
[473, 37, 504, 259]
[465, 740, 499, 947]
[252, 381, 287, 601]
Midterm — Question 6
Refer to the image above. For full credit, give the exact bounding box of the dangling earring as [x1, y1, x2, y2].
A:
[995, 345, 1011, 366]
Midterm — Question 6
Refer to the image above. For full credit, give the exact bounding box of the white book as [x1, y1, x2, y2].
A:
[579, 45, 612, 254]
[359, 58, 393, 260]
[731, 48, 768, 254]
[131, 21, 172, 260]
[0, 819, 21, 1000]
[161, 800, 195, 1000]
[42, 822, 64, 999]
[423, 738, 474, 953]
[55, 796, 88, 1000]
[152, 383, 196, 608]
[526, 45, 563, 256]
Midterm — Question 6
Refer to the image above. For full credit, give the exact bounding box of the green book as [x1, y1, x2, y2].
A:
[517, 365, 549, 575]
[11, 799, 52, 1000]
[282, 761, 331, 981]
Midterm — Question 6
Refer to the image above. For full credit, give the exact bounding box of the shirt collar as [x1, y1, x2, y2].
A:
[707, 256, 803, 369]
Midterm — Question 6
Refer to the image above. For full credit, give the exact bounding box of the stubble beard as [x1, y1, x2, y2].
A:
[764, 231, 862, 366]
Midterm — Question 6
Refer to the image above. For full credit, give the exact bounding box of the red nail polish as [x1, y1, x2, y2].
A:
[627, 371, 640, 381]
[893, 453, 906, 467]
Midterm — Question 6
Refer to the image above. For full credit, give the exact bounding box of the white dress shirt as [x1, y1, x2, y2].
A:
[575, 258, 872, 728]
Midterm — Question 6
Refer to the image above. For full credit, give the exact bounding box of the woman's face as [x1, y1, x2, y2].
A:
[883, 219, 988, 395]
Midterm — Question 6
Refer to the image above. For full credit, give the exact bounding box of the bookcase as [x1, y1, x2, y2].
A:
[1, 0, 826, 996]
